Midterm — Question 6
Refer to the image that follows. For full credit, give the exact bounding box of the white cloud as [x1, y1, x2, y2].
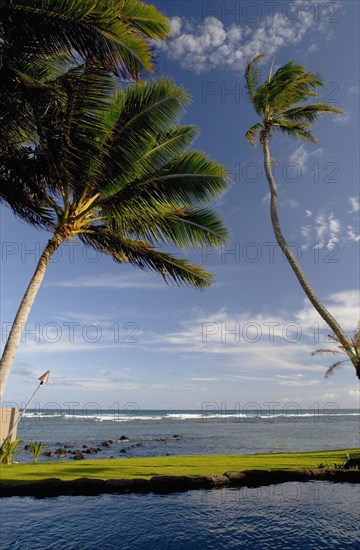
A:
[261, 192, 270, 205]
[288, 145, 323, 172]
[120, 288, 359, 391]
[158, 5, 334, 74]
[295, 290, 359, 332]
[284, 199, 300, 209]
[48, 273, 164, 290]
[300, 204, 360, 248]
[348, 197, 360, 213]
[333, 111, 352, 126]
[305, 43, 318, 55]
[314, 211, 341, 246]
[348, 86, 360, 95]
[347, 226, 360, 242]
[278, 379, 319, 387]
[169, 16, 182, 37]
[301, 224, 311, 239]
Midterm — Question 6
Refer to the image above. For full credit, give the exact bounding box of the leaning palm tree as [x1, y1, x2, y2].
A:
[312, 325, 360, 379]
[245, 54, 360, 380]
[0, 0, 171, 200]
[0, 72, 229, 399]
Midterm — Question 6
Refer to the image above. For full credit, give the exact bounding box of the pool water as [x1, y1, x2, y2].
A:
[1, 482, 359, 549]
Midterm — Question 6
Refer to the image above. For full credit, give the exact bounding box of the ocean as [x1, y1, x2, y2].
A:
[15, 407, 360, 462]
[2, 408, 359, 549]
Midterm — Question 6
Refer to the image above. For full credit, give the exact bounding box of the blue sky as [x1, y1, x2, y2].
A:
[1, 0, 359, 410]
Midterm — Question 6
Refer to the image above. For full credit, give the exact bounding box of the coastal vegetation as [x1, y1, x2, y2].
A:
[0, 438, 22, 465]
[29, 441, 47, 464]
[244, 55, 359, 379]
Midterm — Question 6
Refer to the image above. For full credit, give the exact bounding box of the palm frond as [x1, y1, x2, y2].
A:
[143, 125, 199, 171]
[107, 205, 228, 248]
[245, 122, 262, 146]
[312, 326, 360, 379]
[96, 136, 228, 224]
[283, 103, 343, 123]
[81, 230, 214, 288]
[267, 62, 324, 106]
[0, 0, 171, 77]
[245, 54, 266, 101]
[274, 120, 319, 143]
[311, 348, 342, 357]
[325, 360, 348, 379]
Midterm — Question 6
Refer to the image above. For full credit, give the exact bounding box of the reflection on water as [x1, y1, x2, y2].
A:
[1, 482, 359, 549]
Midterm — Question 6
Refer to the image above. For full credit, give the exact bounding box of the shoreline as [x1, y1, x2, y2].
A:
[1, 468, 359, 498]
[1, 449, 359, 498]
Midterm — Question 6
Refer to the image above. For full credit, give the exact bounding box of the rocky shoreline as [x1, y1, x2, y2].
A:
[19, 435, 181, 462]
[1, 468, 360, 498]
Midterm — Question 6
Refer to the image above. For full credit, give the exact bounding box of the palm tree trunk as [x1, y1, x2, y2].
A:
[263, 135, 360, 379]
[0, 233, 63, 399]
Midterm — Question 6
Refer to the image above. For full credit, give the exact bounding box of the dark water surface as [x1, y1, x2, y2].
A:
[1, 483, 359, 549]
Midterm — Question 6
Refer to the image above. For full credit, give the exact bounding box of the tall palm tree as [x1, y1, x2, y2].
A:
[0, 0, 171, 200]
[245, 54, 360, 380]
[0, 72, 229, 399]
[312, 325, 360, 379]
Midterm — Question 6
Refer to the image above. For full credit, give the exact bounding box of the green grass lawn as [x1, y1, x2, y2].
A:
[1, 449, 358, 483]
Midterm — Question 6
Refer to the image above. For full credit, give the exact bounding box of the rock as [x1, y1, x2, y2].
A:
[64, 445, 73, 449]
[24, 444, 30, 450]
[173, 435, 181, 438]
[96, 447, 102, 452]
[344, 458, 360, 469]
[102, 440, 113, 447]
[120, 448, 127, 454]
[65, 478, 106, 495]
[82, 445, 88, 449]
[43, 451, 53, 457]
[119, 436, 129, 441]
[73, 450, 84, 460]
[105, 479, 151, 493]
[54, 448, 68, 456]
[223, 471, 247, 484]
[208, 474, 230, 487]
[84, 448, 98, 455]
[136, 442, 144, 447]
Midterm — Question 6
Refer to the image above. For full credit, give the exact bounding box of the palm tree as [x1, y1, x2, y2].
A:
[312, 325, 360, 379]
[0, 72, 229, 399]
[245, 54, 360, 380]
[0, 0, 171, 200]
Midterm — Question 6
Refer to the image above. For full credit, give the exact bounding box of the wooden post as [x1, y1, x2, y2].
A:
[0, 407, 19, 444]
